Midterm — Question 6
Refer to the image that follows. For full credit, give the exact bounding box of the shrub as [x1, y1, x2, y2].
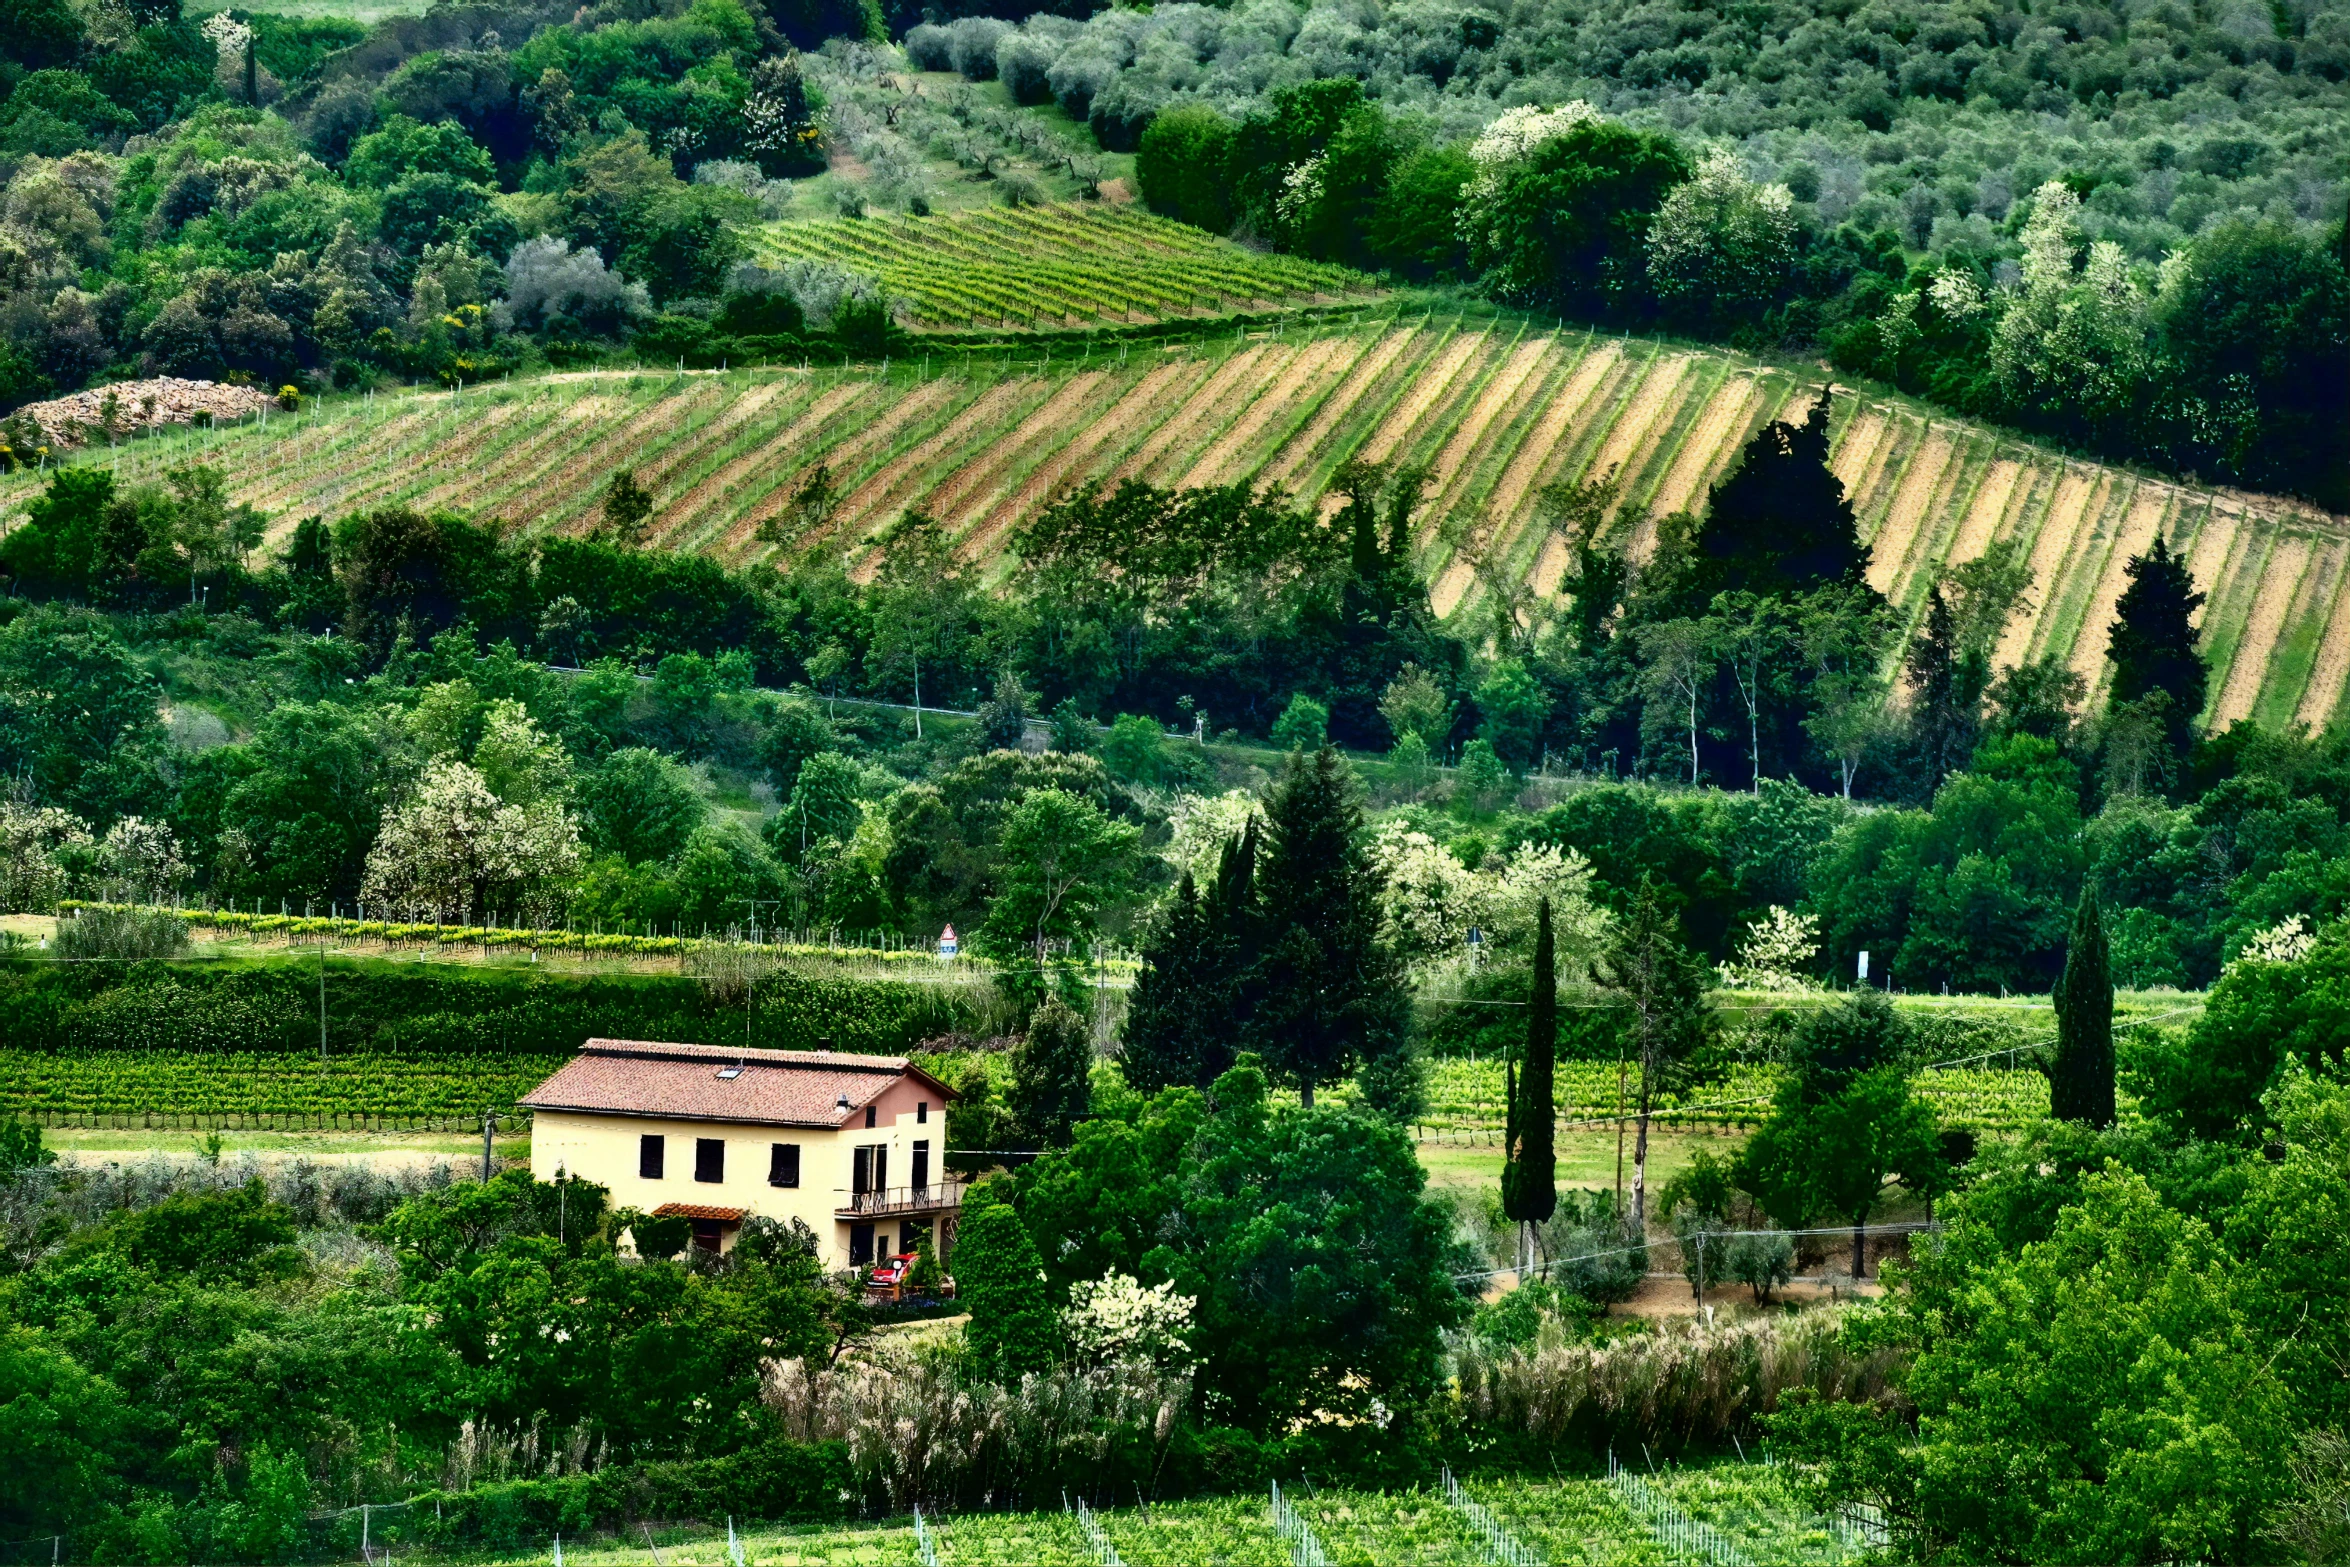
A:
[945, 17, 1011, 79]
[498, 237, 651, 337]
[54, 905, 188, 962]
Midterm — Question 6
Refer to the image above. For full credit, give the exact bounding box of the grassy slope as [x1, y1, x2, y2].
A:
[6, 265, 2342, 726]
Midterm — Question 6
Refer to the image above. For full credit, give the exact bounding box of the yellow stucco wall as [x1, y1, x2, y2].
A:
[529, 1073, 950, 1271]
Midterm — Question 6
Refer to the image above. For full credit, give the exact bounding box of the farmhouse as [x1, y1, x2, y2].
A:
[520, 1038, 960, 1271]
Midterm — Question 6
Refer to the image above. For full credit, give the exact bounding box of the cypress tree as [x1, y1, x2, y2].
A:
[2105, 534, 2208, 757]
[1246, 746, 1410, 1108]
[2050, 887, 2114, 1128]
[1501, 898, 1559, 1272]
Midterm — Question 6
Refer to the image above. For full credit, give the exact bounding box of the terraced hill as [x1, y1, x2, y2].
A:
[8, 306, 2345, 729]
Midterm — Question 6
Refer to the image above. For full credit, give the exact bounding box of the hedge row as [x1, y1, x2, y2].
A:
[345, 1441, 853, 1552]
[0, 954, 988, 1056]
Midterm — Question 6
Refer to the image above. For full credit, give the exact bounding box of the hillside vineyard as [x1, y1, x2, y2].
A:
[14, 316, 2342, 731]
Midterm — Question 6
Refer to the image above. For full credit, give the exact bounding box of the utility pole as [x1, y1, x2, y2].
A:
[481, 1111, 495, 1181]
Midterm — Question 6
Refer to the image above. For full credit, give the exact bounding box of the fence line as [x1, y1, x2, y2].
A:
[1068, 1495, 1125, 1567]
[1607, 1452, 1750, 1567]
[1440, 1468, 1541, 1567]
[1269, 1482, 1329, 1567]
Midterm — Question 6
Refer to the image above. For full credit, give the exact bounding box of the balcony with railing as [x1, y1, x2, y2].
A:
[836, 1180, 968, 1218]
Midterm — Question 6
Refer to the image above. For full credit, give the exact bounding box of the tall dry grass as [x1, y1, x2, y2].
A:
[760, 1346, 1189, 1509]
[1451, 1307, 1905, 1449]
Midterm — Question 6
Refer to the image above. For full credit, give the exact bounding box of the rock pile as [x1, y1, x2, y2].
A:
[10, 378, 277, 450]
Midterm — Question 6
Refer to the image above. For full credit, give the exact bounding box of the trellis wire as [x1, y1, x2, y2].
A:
[911, 1507, 940, 1567]
[1440, 1468, 1541, 1566]
[1607, 1452, 1750, 1567]
[1066, 1494, 1125, 1566]
[1269, 1482, 1329, 1567]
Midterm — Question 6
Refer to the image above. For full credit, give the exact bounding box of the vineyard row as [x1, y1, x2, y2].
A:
[18, 308, 2335, 726]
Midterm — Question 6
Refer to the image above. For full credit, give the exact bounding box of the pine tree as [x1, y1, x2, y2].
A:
[2050, 887, 2114, 1128]
[1694, 391, 1871, 599]
[1245, 747, 1410, 1108]
[600, 470, 654, 547]
[2106, 533, 2207, 757]
[1008, 998, 1092, 1149]
[1121, 870, 1211, 1094]
[1500, 898, 1559, 1273]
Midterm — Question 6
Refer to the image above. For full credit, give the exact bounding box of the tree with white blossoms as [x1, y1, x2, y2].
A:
[1646, 147, 1797, 328]
[1988, 182, 2153, 443]
[360, 760, 582, 925]
[100, 816, 189, 903]
[1717, 905, 1822, 991]
[0, 803, 93, 914]
[1370, 827, 1607, 976]
[1061, 1272, 1198, 1372]
[1160, 789, 1259, 887]
[2233, 915, 2317, 968]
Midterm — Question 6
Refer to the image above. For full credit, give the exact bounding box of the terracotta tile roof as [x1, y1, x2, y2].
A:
[652, 1203, 749, 1222]
[518, 1038, 954, 1128]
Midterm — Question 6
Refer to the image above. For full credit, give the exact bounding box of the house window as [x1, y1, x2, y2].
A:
[852, 1144, 888, 1195]
[865, 1104, 877, 1129]
[769, 1143, 800, 1187]
[912, 1139, 930, 1192]
[639, 1134, 665, 1180]
[917, 1101, 928, 1124]
[695, 1138, 724, 1183]
[849, 1223, 875, 1267]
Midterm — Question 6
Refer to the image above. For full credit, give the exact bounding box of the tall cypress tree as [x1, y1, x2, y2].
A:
[1501, 899, 1559, 1272]
[2106, 534, 2208, 757]
[1246, 746, 1410, 1108]
[2050, 887, 2114, 1128]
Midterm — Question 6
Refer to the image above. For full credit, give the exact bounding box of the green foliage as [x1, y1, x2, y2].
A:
[1007, 998, 1092, 1150]
[577, 748, 704, 865]
[977, 787, 1139, 997]
[956, 1180, 1059, 1380]
[1135, 105, 1233, 233]
[0, 953, 987, 1058]
[2132, 930, 2350, 1142]
[1784, 1170, 2291, 1564]
[1013, 1058, 1464, 1430]
[1270, 693, 1329, 754]
[1692, 393, 1869, 602]
[1462, 120, 1691, 315]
